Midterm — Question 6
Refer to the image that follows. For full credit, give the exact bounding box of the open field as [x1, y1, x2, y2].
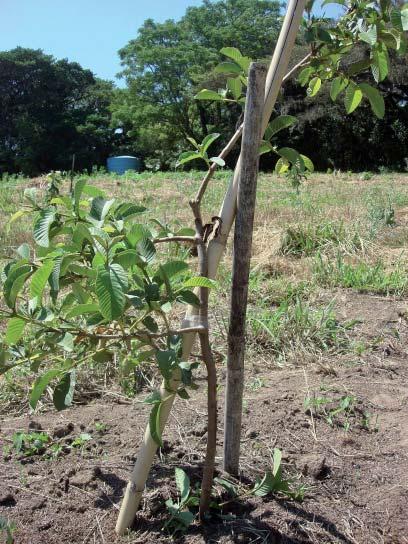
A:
[1, 171, 408, 543]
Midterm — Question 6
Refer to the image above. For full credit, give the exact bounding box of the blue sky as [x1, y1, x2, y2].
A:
[1, 0, 341, 87]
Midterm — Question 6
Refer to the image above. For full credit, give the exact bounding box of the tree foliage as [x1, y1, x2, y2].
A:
[0, 48, 115, 176]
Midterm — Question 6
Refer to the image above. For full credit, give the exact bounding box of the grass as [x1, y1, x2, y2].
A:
[313, 252, 408, 296]
[1, 170, 408, 406]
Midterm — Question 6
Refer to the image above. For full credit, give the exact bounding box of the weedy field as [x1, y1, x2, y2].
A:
[1, 170, 408, 544]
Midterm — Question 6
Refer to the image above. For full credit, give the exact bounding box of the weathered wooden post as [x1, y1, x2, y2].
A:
[223, 62, 266, 475]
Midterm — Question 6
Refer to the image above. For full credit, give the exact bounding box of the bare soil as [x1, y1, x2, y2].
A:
[1, 291, 408, 544]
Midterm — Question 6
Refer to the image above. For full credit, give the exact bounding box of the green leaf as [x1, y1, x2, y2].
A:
[143, 390, 162, 405]
[210, 156, 225, 167]
[277, 148, 305, 171]
[156, 349, 177, 379]
[126, 224, 152, 247]
[183, 277, 217, 289]
[300, 155, 314, 172]
[402, 8, 408, 31]
[66, 304, 100, 318]
[3, 263, 32, 308]
[359, 25, 377, 45]
[307, 77, 321, 97]
[16, 243, 30, 260]
[330, 77, 348, 101]
[201, 133, 220, 153]
[176, 151, 201, 167]
[214, 61, 242, 74]
[138, 237, 156, 263]
[33, 208, 56, 247]
[371, 45, 389, 83]
[344, 82, 363, 113]
[30, 259, 54, 301]
[95, 264, 128, 320]
[275, 157, 290, 175]
[259, 141, 273, 156]
[5, 317, 26, 345]
[391, 8, 403, 31]
[265, 116, 297, 140]
[194, 89, 224, 101]
[220, 47, 251, 71]
[159, 260, 189, 279]
[176, 289, 201, 306]
[175, 468, 190, 503]
[149, 402, 163, 447]
[252, 471, 276, 497]
[113, 249, 144, 269]
[90, 197, 115, 222]
[114, 202, 146, 220]
[30, 369, 61, 409]
[53, 370, 76, 410]
[347, 58, 371, 77]
[227, 77, 242, 100]
[359, 83, 385, 119]
[74, 177, 87, 214]
[298, 66, 314, 87]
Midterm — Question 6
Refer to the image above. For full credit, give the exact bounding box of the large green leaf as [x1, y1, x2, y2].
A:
[214, 61, 242, 74]
[200, 133, 220, 154]
[90, 197, 115, 222]
[53, 371, 76, 410]
[227, 77, 242, 100]
[160, 261, 189, 280]
[359, 25, 377, 45]
[5, 317, 26, 345]
[307, 77, 321, 97]
[3, 263, 32, 308]
[194, 89, 224, 101]
[95, 264, 128, 320]
[220, 47, 251, 71]
[30, 369, 61, 409]
[183, 276, 217, 289]
[149, 402, 163, 447]
[114, 202, 147, 220]
[175, 467, 190, 503]
[344, 82, 363, 113]
[330, 77, 348, 101]
[137, 238, 156, 263]
[359, 83, 385, 119]
[126, 224, 152, 248]
[66, 304, 100, 318]
[265, 116, 297, 140]
[30, 259, 54, 300]
[33, 208, 56, 247]
[277, 148, 305, 171]
[74, 177, 87, 214]
[371, 44, 389, 83]
[176, 150, 201, 167]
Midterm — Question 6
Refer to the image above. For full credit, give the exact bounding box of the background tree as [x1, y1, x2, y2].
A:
[0, 48, 115, 176]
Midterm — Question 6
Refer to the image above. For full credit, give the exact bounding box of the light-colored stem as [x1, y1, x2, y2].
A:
[115, 0, 307, 533]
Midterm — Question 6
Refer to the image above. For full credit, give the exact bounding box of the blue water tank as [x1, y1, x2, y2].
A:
[107, 155, 141, 175]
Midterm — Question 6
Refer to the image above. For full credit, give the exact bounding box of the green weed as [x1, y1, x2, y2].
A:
[248, 298, 350, 361]
[279, 222, 362, 257]
[313, 253, 408, 296]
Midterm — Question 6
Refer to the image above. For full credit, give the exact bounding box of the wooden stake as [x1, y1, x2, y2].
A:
[223, 63, 266, 475]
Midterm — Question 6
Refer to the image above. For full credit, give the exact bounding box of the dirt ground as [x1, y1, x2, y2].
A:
[1, 291, 408, 544]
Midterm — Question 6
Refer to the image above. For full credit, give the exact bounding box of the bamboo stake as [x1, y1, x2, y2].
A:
[115, 0, 307, 533]
[223, 62, 266, 475]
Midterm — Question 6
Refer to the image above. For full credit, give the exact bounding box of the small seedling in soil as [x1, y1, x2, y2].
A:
[304, 393, 372, 432]
[71, 433, 93, 451]
[0, 516, 16, 544]
[163, 468, 199, 536]
[94, 422, 107, 433]
[216, 448, 306, 502]
[9, 431, 51, 457]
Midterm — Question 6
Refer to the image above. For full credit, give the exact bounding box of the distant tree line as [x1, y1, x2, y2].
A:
[1, 0, 407, 176]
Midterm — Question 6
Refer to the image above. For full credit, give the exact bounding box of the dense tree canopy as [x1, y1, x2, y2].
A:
[0, 48, 115, 176]
[1, 0, 407, 175]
